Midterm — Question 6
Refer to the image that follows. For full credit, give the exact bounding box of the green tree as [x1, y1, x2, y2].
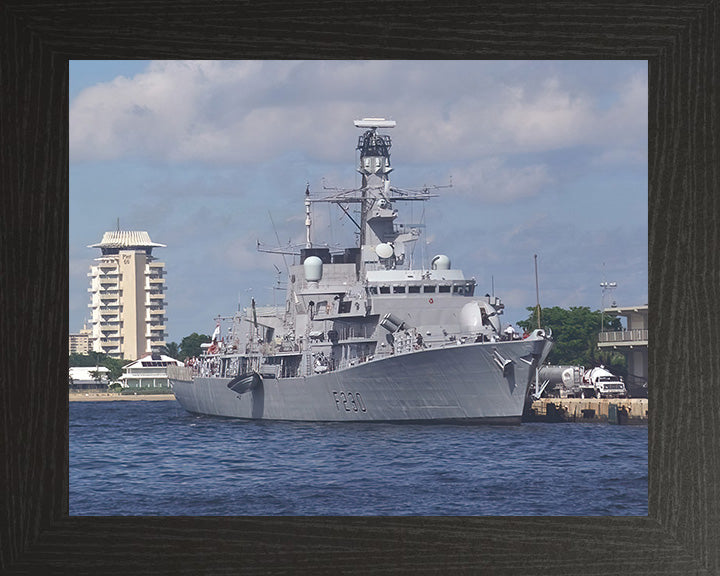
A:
[518, 306, 625, 369]
[160, 342, 181, 359]
[69, 352, 130, 381]
[69, 351, 106, 367]
[102, 357, 130, 381]
[179, 333, 211, 361]
[89, 369, 106, 386]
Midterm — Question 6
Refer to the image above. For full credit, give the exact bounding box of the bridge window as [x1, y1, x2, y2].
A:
[439, 285, 451, 293]
[379, 286, 391, 294]
[423, 285, 436, 293]
[393, 286, 406, 294]
[408, 286, 421, 294]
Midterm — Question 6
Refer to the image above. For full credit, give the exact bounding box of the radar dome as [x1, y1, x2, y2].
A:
[375, 243, 394, 259]
[460, 302, 484, 331]
[303, 256, 323, 282]
[431, 254, 451, 270]
[460, 300, 500, 334]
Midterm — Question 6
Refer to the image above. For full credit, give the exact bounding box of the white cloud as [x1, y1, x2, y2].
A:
[70, 61, 647, 169]
[450, 157, 555, 203]
[497, 77, 594, 150]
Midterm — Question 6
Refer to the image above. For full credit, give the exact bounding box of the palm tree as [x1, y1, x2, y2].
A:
[159, 342, 180, 359]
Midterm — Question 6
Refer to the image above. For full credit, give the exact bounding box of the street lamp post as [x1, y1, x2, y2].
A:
[600, 281, 617, 332]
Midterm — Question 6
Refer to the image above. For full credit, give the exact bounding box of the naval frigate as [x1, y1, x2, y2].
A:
[168, 118, 553, 423]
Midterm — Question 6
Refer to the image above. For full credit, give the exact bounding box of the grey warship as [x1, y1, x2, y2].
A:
[168, 118, 553, 423]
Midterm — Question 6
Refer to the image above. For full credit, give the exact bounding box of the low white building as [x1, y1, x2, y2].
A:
[69, 366, 110, 390]
[120, 353, 184, 388]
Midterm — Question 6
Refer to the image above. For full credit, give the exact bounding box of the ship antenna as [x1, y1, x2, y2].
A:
[268, 211, 290, 276]
[534, 254, 541, 329]
[304, 183, 312, 248]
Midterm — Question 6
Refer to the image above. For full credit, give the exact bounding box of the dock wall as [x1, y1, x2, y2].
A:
[526, 398, 648, 424]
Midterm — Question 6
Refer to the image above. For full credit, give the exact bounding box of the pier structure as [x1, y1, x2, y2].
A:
[598, 304, 648, 396]
[528, 397, 648, 424]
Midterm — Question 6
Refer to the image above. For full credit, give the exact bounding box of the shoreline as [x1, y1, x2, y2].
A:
[69, 393, 176, 402]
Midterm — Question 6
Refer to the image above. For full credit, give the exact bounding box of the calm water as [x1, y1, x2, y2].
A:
[70, 400, 648, 516]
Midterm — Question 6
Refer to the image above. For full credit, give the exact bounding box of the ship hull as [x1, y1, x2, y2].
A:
[169, 338, 550, 423]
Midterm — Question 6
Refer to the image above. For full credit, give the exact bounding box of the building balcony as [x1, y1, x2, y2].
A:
[100, 334, 121, 341]
[99, 310, 120, 317]
[598, 329, 648, 348]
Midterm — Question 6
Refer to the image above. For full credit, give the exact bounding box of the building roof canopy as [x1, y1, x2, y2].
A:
[603, 304, 648, 316]
[88, 230, 166, 250]
[123, 353, 184, 369]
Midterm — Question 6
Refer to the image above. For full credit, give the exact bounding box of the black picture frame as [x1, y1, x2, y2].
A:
[2, 2, 718, 574]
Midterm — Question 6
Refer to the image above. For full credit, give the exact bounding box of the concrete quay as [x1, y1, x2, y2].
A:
[525, 398, 648, 424]
[69, 392, 176, 402]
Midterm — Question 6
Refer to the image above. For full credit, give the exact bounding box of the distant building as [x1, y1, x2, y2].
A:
[69, 323, 92, 355]
[598, 304, 648, 396]
[69, 366, 110, 391]
[119, 353, 184, 388]
[87, 230, 167, 360]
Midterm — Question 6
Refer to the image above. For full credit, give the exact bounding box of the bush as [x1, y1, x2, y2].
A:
[120, 387, 174, 395]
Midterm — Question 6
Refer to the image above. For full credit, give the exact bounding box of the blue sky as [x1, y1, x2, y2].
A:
[69, 60, 648, 344]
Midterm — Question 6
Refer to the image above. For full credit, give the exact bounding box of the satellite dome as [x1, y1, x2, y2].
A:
[375, 243, 394, 259]
[303, 256, 323, 282]
[431, 254, 451, 270]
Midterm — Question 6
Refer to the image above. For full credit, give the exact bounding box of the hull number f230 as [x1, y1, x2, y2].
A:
[332, 391, 367, 413]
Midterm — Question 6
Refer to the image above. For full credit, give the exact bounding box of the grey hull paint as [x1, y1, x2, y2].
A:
[170, 338, 548, 423]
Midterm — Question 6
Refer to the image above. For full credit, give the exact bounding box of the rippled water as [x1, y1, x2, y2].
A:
[70, 400, 648, 516]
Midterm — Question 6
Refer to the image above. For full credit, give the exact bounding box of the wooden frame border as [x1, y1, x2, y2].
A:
[2, 2, 717, 574]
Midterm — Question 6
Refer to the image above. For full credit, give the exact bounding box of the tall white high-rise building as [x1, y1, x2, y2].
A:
[87, 230, 167, 360]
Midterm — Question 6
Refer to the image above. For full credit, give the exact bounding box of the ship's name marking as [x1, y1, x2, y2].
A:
[332, 391, 367, 413]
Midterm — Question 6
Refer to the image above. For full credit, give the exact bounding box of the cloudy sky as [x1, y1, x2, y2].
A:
[70, 60, 648, 344]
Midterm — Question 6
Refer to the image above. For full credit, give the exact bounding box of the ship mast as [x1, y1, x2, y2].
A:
[354, 118, 395, 248]
[304, 119, 443, 275]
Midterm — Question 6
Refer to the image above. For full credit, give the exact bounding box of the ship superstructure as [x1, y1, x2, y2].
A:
[169, 118, 553, 423]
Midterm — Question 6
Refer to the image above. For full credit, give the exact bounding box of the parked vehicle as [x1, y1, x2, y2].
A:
[581, 366, 627, 398]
